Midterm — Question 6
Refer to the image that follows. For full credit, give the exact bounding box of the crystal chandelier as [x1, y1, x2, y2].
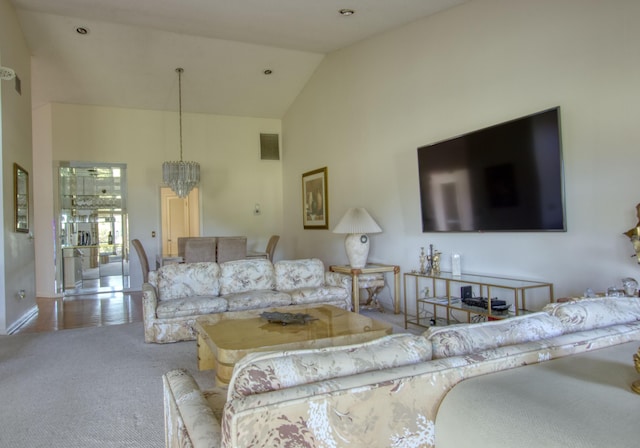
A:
[162, 67, 200, 198]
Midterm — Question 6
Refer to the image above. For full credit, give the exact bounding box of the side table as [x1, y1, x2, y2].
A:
[330, 263, 400, 314]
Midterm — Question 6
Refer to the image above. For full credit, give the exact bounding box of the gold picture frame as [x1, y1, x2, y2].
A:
[14, 163, 29, 233]
[302, 167, 328, 229]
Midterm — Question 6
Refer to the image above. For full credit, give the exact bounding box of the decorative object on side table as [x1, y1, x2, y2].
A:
[419, 247, 428, 274]
[623, 202, 640, 263]
[633, 347, 640, 394]
[260, 311, 318, 325]
[451, 253, 461, 276]
[431, 249, 441, 275]
[333, 207, 382, 268]
[622, 277, 638, 297]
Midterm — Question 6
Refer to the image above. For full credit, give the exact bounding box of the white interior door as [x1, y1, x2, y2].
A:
[161, 187, 200, 255]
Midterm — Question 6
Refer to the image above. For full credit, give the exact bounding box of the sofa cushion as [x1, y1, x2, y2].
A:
[157, 262, 220, 301]
[228, 333, 432, 400]
[425, 312, 564, 359]
[223, 290, 292, 311]
[274, 258, 324, 291]
[219, 259, 275, 295]
[543, 296, 640, 333]
[156, 296, 228, 319]
[289, 286, 349, 305]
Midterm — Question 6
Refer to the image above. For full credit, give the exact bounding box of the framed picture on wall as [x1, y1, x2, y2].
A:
[302, 167, 328, 229]
[14, 163, 29, 233]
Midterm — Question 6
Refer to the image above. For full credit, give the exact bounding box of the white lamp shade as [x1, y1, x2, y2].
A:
[333, 208, 382, 234]
[333, 208, 382, 268]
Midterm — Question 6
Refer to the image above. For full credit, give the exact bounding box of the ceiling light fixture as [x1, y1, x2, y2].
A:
[263, 69, 273, 75]
[75, 26, 89, 35]
[162, 67, 200, 198]
[339, 9, 355, 16]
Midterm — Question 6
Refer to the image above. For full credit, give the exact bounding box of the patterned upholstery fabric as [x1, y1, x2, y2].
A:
[274, 258, 324, 290]
[219, 259, 275, 295]
[543, 296, 640, 332]
[224, 290, 291, 311]
[425, 312, 564, 359]
[164, 297, 640, 448]
[288, 286, 349, 305]
[163, 369, 222, 448]
[227, 334, 432, 400]
[157, 262, 221, 301]
[275, 259, 350, 306]
[156, 296, 228, 319]
[143, 258, 352, 343]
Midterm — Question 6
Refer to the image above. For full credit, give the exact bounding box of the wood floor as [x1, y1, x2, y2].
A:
[14, 291, 143, 334]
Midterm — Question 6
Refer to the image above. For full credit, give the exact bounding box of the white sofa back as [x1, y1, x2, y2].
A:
[424, 312, 564, 359]
[154, 262, 221, 301]
[543, 296, 640, 332]
[219, 258, 275, 295]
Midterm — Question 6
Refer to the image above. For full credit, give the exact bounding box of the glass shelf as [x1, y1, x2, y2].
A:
[404, 271, 554, 329]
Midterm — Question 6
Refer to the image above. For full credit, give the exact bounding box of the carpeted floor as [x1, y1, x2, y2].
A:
[0, 309, 419, 447]
[0, 322, 213, 448]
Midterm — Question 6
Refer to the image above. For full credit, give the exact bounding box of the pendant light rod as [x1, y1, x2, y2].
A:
[176, 67, 184, 162]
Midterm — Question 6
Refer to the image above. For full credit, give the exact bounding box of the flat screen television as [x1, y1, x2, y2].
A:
[417, 107, 565, 232]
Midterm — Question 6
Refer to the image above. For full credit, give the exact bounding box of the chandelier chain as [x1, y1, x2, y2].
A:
[177, 67, 184, 162]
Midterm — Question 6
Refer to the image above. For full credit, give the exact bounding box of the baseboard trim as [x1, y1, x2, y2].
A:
[7, 305, 38, 335]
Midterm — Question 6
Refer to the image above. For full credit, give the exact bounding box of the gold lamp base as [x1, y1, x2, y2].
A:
[632, 380, 640, 395]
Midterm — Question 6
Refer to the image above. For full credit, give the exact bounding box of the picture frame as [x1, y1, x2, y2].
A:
[14, 163, 29, 233]
[302, 167, 328, 229]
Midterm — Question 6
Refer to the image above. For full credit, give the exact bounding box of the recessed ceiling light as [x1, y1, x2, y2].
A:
[339, 9, 355, 16]
[263, 69, 273, 75]
[75, 26, 89, 35]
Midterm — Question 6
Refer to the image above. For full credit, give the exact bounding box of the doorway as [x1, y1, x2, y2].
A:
[58, 162, 129, 295]
[160, 187, 200, 255]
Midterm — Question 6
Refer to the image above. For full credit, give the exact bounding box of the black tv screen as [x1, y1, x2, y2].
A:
[418, 107, 565, 232]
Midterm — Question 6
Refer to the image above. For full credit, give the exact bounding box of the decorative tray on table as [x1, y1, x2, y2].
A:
[260, 311, 318, 325]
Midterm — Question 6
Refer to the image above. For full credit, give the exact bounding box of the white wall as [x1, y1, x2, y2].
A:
[282, 0, 640, 308]
[33, 103, 282, 292]
[0, 0, 35, 333]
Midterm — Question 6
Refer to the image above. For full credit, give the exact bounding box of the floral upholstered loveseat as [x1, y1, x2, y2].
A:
[143, 258, 351, 343]
[163, 296, 640, 447]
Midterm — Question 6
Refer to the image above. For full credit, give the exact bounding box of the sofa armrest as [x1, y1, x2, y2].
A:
[142, 283, 158, 318]
[163, 369, 222, 448]
[325, 271, 351, 291]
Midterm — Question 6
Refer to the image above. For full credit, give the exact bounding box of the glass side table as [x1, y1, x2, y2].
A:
[330, 263, 400, 314]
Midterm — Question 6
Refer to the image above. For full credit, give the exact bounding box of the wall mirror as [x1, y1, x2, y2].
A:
[14, 163, 29, 233]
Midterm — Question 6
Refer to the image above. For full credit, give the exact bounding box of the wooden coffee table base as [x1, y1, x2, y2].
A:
[195, 304, 393, 387]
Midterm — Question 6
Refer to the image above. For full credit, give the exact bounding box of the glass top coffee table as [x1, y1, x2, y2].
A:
[195, 304, 393, 387]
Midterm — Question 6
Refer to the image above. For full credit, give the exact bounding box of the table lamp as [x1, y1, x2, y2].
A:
[333, 207, 382, 268]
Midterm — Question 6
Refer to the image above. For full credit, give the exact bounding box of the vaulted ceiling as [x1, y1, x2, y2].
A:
[11, 0, 468, 117]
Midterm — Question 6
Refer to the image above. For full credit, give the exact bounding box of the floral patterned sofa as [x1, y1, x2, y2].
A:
[163, 296, 640, 447]
[143, 258, 351, 343]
